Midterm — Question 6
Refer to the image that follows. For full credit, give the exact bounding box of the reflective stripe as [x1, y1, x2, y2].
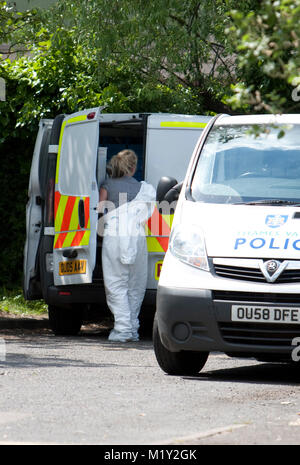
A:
[67, 115, 88, 124]
[62, 230, 77, 248]
[161, 213, 173, 230]
[54, 194, 69, 232]
[146, 206, 173, 253]
[146, 237, 165, 253]
[54, 191, 61, 218]
[160, 121, 207, 129]
[54, 229, 91, 249]
[60, 196, 77, 232]
[68, 197, 80, 231]
[54, 193, 90, 249]
[71, 229, 90, 247]
[54, 231, 68, 249]
[147, 207, 170, 236]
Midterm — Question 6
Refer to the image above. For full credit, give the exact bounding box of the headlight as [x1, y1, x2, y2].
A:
[169, 224, 209, 271]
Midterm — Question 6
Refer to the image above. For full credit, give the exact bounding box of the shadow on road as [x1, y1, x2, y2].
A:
[184, 360, 300, 386]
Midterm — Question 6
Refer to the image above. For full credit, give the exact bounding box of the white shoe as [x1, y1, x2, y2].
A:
[108, 329, 132, 342]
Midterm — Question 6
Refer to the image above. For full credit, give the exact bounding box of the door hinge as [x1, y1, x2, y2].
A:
[48, 145, 59, 154]
[44, 227, 55, 236]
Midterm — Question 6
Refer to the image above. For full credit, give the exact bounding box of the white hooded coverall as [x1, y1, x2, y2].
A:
[101, 181, 156, 342]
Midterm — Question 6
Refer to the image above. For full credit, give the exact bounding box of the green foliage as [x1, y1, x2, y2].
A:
[0, 287, 47, 315]
[0, 9, 210, 288]
[0, 64, 34, 287]
[0, 28, 98, 288]
[0, 1, 39, 56]
[55, 0, 237, 114]
[1, 0, 299, 290]
[227, 0, 300, 113]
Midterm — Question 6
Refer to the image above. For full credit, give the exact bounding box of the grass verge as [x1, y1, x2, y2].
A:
[0, 288, 47, 316]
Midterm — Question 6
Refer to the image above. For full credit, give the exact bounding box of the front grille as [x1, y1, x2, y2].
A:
[219, 322, 300, 347]
[212, 290, 300, 304]
[214, 263, 265, 282]
[214, 263, 300, 284]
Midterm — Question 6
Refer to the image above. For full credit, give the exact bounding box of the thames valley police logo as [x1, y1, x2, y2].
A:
[265, 215, 288, 228]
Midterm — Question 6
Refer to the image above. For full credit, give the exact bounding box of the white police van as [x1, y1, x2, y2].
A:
[154, 113, 300, 375]
[23, 108, 211, 335]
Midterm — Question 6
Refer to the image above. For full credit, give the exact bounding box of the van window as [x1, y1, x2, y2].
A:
[59, 123, 96, 196]
[191, 124, 300, 204]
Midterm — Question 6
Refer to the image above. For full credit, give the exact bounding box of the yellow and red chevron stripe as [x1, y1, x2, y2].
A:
[54, 191, 90, 249]
[146, 206, 173, 253]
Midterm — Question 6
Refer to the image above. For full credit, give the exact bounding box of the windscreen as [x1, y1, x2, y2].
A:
[191, 123, 300, 204]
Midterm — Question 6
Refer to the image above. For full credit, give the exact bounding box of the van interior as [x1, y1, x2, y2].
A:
[98, 117, 146, 182]
[94, 117, 147, 284]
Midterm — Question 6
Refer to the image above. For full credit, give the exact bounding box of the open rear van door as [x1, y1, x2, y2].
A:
[53, 108, 101, 286]
[23, 119, 53, 299]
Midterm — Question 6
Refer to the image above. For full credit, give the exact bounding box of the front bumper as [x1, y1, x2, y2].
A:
[156, 285, 300, 360]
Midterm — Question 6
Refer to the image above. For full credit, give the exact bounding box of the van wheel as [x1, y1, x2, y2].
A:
[48, 305, 82, 336]
[153, 316, 208, 375]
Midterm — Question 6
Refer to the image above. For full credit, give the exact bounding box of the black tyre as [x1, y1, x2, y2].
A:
[153, 316, 209, 375]
[48, 305, 82, 336]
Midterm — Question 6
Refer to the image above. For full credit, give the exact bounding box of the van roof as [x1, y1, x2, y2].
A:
[147, 113, 211, 129]
[216, 114, 300, 126]
[98, 112, 211, 123]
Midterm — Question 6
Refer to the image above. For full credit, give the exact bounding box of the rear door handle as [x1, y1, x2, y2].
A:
[78, 199, 85, 229]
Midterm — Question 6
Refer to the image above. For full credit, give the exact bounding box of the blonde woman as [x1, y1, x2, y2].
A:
[99, 150, 155, 342]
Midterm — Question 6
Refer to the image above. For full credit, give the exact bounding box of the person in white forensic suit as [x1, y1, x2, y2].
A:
[99, 149, 156, 342]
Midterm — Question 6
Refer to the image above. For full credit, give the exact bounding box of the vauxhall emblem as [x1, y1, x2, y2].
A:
[259, 259, 287, 283]
[266, 260, 278, 275]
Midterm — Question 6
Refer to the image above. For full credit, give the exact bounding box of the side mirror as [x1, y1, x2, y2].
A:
[156, 176, 178, 202]
[164, 181, 183, 203]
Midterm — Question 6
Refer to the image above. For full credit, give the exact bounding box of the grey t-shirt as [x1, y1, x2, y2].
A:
[101, 176, 141, 209]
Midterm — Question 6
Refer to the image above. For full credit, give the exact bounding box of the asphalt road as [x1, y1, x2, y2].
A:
[0, 320, 300, 447]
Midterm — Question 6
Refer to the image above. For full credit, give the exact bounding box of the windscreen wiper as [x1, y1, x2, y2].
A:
[235, 199, 300, 206]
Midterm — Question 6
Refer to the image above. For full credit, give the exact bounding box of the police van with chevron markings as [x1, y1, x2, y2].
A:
[23, 108, 210, 335]
[153, 113, 300, 375]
